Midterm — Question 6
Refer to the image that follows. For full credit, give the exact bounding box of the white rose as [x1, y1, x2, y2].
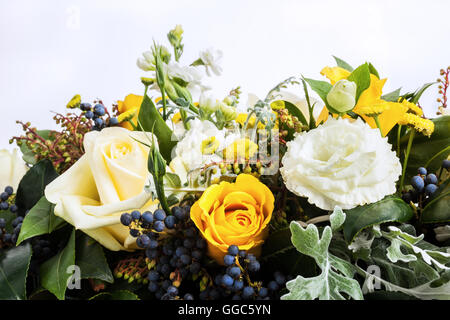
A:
[0, 149, 28, 192]
[45, 127, 158, 251]
[280, 117, 402, 210]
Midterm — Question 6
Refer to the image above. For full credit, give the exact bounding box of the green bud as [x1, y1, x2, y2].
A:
[219, 103, 237, 122]
[326, 79, 357, 113]
[141, 77, 155, 87]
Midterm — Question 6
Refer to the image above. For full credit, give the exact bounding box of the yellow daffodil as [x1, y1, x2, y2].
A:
[117, 94, 143, 130]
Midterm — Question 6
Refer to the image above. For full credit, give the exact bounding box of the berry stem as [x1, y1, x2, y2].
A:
[399, 129, 415, 193]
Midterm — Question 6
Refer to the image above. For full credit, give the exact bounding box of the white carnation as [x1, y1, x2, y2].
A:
[280, 117, 402, 210]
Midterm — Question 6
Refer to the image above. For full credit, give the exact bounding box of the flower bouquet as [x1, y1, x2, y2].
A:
[1, 25, 449, 301]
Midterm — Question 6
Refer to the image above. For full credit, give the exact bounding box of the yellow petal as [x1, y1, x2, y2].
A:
[320, 66, 351, 85]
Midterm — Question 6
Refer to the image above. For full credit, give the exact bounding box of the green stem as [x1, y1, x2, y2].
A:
[399, 130, 415, 193]
[396, 125, 402, 157]
[373, 115, 383, 136]
[424, 145, 450, 168]
[161, 88, 167, 121]
[153, 175, 172, 215]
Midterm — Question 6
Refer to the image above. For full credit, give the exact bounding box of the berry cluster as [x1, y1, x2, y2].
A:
[120, 205, 207, 300]
[0, 186, 24, 247]
[200, 245, 287, 300]
[80, 101, 119, 131]
[402, 160, 449, 205]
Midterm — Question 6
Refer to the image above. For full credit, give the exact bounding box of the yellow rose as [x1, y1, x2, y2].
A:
[0, 149, 28, 192]
[45, 127, 158, 251]
[190, 174, 274, 264]
[117, 94, 143, 130]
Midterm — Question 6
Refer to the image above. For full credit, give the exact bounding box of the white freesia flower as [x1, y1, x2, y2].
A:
[167, 62, 202, 84]
[199, 93, 220, 114]
[0, 149, 28, 192]
[136, 51, 154, 71]
[199, 48, 223, 76]
[280, 117, 402, 210]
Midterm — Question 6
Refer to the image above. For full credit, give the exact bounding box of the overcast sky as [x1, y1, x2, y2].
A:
[1, 0, 449, 150]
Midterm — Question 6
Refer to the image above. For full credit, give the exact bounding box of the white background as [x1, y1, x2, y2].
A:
[1, 0, 449, 150]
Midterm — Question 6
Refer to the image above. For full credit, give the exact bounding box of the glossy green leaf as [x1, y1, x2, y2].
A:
[347, 63, 371, 102]
[75, 233, 114, 283]
[381, 88, 401, 102]
[283, 100, 308, 126]
[137, 94, 177, 162]
[0, 243, 32, 300]
[333, 56, 353, 72]
[421, 180, 450, 223]
[15, 159, 58, 215]
[16, 197, 65, 245]
[368, 63, 380, 79]
[303, 77, 338, 113]
[40, 229, 76, 300]
[164, 172, 182, 188]
[343, 196, 414, 243]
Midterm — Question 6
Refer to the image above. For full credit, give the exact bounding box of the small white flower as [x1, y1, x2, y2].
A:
[199, 48, 223, 76]
[167, 62, 202, 83]
[136, 51, 155, 71]
[0, 149, 28, 192]
[280, 117, 402, 210]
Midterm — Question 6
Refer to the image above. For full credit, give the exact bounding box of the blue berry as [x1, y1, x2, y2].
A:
[190, 262, 201, 274]
[0, 202, 9, 210]
[146, 248, 158, 259]
[402, 192, 413, 203]
[148, 270, 159, 281]
[93, 104, 105, 116]
[0, 218, 6, 229]
[248, 260, 260, 272]
[129, 229, 139, 237]
[183, 238, 194, 249]
[232, 279, 244, 291]
[148, 239, 158, 249]
[258, 287, 268, 298]
[425, 173, 438, 185]
[167, 286, 178, 296]
[268, 280, 279, 291]
[9, 205, 18, 213]
[232, 294, 242, 300]
[3, 233, 12, 243]
[425, 184, 438, 196]
[180, 254, 191, 265]
[142, 211, 153, 224]
[443, 160, 450, 169]
[131, 210, 141, 220]
[80, 102, 91, 111]
[148, 281, 159, 292]
[161, 280, 171, 290]
[191, 249, 202, 260]
[221, 274, 234, 287]
[12, 216, 23, 228]
[85, 111, 94, 119]
[274, 271, 286, 285]
[214, 275, 223, 286]
[242, 286, 254, 299]
[120, 213, 132, 226]
[172, 206, 185, 220]
[94, 118, 104, 127]
[183, 293, 194, 300]
[164, 215, 176, 229]
[228, 245, 239, 256]
[228, 266, 241, 278]
[0, 192, 8, 201]
[136, 234, 150, 248]
[154, 209, 166, 221]
[184, 228, 196, 238]
[4, 186, 13, 195]
[175, 247, 187, 257]
[196, 238, 206, 249]
[411, 175, 425, 192]
[153, 221, 165, 232]
[239, 250, 247, 258]
[109, 117, 119, 126]
[418, 167, 427, 175]
[223, 254, 235, 266]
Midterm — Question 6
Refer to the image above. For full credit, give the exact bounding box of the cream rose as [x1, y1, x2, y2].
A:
[0, 148, 28, 192]
[45, 127, 158, 251]
[280, 117, 402, 210]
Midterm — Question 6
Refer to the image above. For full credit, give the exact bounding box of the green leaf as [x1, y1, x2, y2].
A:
[368, 62, 380, 79]
[283, 100, 308, 126]
[19, 130, 53, 165]
[347, 63, 371, 102]
[343, 196, 414, 243]
[164, 172, 182, 188]
[0, 244, 32, 300]
[89, 290, 140, 300]
[330, 206, 346, 231]
[16, 197, 65, 245]
[410, 82, 436, 104]
[75, 232, 114, 283]
[281, 222, 363, 300]
[381, 88, 401, 102]
[303, 77, 338, 113]
[406, 116, 450, 182]
[421, 180, 450, 223]
[332, 56, 354, 72]
[40, 229, 76, 300]
[137, 94, 177, 162]
[15, 159, 58, 215]
[0, 210, 16, 233]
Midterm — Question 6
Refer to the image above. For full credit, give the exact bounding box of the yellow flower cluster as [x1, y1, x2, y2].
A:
[398, 113, 435, 137]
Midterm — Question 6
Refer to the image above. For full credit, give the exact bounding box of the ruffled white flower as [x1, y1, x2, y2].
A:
[280, 117, 402, 210]
[136, 51, 154, 71]
[199, 48, 223, 76]
[167, 62, 202, 83]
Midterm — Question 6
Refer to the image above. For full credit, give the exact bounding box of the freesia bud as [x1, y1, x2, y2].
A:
[199, 94, 219, 114]
[326, 79, 357, 113]
[219, 103, 238, 121]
